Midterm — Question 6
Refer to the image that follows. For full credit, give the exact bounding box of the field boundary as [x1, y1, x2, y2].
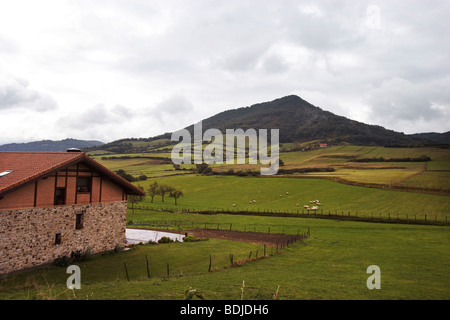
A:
[264, 174, 450, 195]
[130, 205, 449, 226]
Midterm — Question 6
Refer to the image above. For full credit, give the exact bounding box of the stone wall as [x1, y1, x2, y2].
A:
[0, 201, 127, 274]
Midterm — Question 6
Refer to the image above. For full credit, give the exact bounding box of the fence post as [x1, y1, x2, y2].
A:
[124, 262, 129, 282]
[209, 255, 212, 272]
[145, 255, 150, 278]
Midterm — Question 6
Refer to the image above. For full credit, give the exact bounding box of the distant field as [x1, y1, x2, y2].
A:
[129, 175, 450, 220]
[91, 145, 450, 190]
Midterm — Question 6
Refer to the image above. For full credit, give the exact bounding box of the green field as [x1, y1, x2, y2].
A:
[2, 144, 448, 300]
[1, 213, 449, 300]
[90, 145, 450, 191]
[129, 175, 450, 221]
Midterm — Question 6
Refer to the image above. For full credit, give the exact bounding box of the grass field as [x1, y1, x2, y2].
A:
[129, 175, 450, 221]
[2, 144, 448, 300]
[90, 145, 450, 190]
[1, 213, 449, 300]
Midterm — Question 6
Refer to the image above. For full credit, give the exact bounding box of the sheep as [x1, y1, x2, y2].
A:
[253, 200, 256, 203]
[286, 192, 289, 195]
[296, 203, 299, 206]
[311, 206, 318, 211]
[304, 205, 310, 209]
[232, 204, 236, 207]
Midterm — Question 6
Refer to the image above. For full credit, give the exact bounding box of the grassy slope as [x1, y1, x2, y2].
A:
[131, 175, 450, 219]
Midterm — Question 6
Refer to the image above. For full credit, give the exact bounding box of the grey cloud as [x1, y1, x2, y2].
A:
[152, 95, 194, 116]
[0, 75, 57, 111]
[58, 103, 136, 130]
[367, 77, 446, 123]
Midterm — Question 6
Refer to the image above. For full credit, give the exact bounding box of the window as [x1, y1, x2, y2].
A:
[75, 212, 84, 229]
[55, 233, 62, 245]
[54, 188, 66, 205]
[77, 177, 91, 193]
[0, 170, 13, 177]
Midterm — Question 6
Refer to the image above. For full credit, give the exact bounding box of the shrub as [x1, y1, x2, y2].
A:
[158, 236, 174, 243]
[54, 255, 72, 267]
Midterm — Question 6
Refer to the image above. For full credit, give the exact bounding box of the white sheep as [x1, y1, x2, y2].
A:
[286, 192, 289, 195]
[296, 203, 299, 206]
[232, 204, 236, 207]
[311, 206, 318, 211]
[253, 200, 256, 203]
[304, 205, 310, 209]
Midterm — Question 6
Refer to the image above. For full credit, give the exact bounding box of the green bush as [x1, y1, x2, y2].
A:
[53, 255, 72, 267]
[158, 236, 174, 243]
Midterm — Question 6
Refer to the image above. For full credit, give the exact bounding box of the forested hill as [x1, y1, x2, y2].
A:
[0, 138, 104, 152]
[184, 95, 426, 145]
[83, 95, 449, 154]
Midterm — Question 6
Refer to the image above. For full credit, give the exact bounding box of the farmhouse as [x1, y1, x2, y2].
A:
[0, 150, 145, 274]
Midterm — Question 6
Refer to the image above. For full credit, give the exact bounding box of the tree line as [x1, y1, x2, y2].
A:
[127, 182, 184, 214]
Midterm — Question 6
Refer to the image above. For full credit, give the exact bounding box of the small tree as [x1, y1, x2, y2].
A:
[147, 181, 159, 203]
[128, 185, 145, 214]
[169, 189, 183, 205]
[158, 184, 174, 203]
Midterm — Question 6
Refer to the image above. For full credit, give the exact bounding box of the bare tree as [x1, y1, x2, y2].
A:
[169, 189, 184, 205]
[147, 181, 159, 203]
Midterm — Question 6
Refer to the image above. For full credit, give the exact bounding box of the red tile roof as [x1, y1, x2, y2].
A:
[0, 152, 145, 196]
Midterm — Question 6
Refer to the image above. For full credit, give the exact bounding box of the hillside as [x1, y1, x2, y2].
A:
[0, 138, 104, 152]
[411, 131, 450, 145]
[185, 95, 425, 145]
[84, 95, 448, 154]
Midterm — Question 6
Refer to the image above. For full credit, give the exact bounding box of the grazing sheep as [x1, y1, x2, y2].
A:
[304, 205, 310, 209]
[311, 206, 318, 211]
[253, 200, 256, 203]
[286, 192, 289, 195]
[232, 204, 236, 207]
[296, 203, 299, 206]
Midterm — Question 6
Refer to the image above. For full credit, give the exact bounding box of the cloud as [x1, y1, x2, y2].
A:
[0, 74, 57, 111]
[1, 1, 450, 145]
[366, 77, 450, 132]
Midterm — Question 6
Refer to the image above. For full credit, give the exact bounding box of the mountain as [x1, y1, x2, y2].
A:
[184, 95, 426, 145]
[0, 138, 104, 152]
[410, 132, 450, 145]
[84, 95, 448, 154]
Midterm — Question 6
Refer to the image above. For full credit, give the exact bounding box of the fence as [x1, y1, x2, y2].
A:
[121, 224, 309, 282]
[128, 205, 449, 226]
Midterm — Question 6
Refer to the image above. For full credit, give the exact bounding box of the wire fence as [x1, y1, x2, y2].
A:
[128, 205, 449, 226]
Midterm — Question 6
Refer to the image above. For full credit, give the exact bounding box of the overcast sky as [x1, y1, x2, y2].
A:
[0, 0, 449, 145]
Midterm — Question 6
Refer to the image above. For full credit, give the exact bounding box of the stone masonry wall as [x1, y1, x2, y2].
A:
[0, 201, 127, 274]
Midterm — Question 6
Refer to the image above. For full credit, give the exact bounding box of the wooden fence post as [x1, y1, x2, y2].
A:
[145, 255, 150, 278]
[209, 255, 212, 272]
[124, 262, 129, 282]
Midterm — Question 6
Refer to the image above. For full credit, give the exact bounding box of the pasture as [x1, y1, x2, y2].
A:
[2, 144, 448, 300]
[1, 213, 449, 300]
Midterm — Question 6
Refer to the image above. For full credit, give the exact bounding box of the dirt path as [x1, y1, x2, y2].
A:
[188, 228, 306, 246]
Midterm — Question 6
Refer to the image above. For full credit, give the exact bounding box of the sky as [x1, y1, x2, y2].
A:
[0, 0, 449, 145]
